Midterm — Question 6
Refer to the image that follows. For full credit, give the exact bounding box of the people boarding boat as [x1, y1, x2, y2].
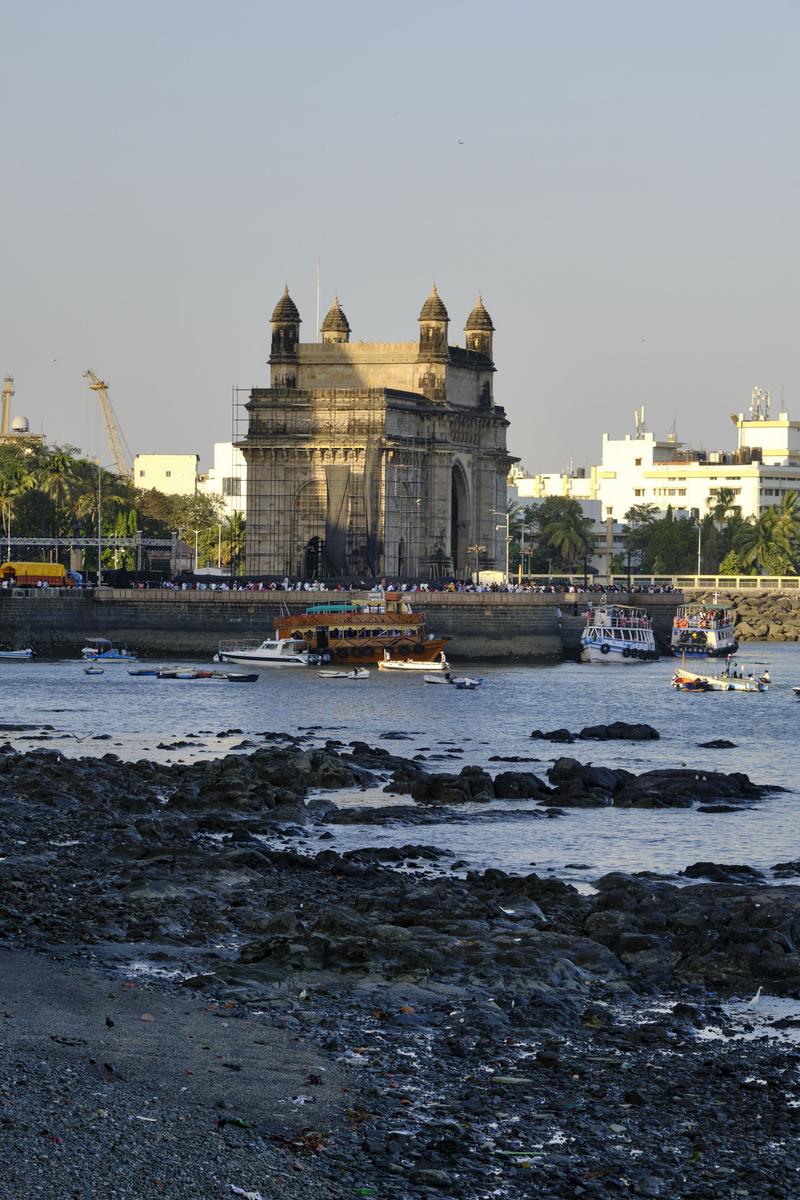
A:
[81, 638, 137, 662]
[274, 591, 449, 667]
[580, 601, 658, 664]
[671, 595, 738, 657]
[215, 636, 309, 667]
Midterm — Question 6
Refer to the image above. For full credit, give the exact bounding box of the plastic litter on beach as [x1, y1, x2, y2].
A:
[229, 1188, 265, 1200]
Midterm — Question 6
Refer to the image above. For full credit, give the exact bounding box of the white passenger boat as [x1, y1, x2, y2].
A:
[0, 648, 33, 660]
[81, 638, 137, 662]
[580, 601, 658, 663]
[378, 650, 450, 672]
[670, 595, 738, 657]
[215, 636, 309, 667]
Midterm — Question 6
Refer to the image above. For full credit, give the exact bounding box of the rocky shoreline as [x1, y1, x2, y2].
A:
[3, 738, 800, 1197]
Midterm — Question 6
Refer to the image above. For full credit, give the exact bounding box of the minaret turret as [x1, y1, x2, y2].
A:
[269, 286, 301, 387]
[321, 296, 350, 344]
[464, 295, 494, 360]
[417, 284, 450, 363]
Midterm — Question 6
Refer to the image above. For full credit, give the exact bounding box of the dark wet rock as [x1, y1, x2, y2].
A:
[772, 860, 800, 878]
[488, 755, 542, 763]
[681, 861, 765, 882]
[697, 804, 743, 813]
[697, 738, 738, 749]
[577, 721, 660, 741]
[492, 771, 548, 799]
[530, 728, 575, 743]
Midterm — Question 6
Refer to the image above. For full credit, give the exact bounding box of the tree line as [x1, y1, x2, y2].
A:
[0, 441, 245, 572]
[507, 490, 800, 576]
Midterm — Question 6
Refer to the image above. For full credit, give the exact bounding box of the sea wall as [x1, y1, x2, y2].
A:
[0, 588, 688, 659]
[0, 589, 563, 659]
[684, 588, 800, 643]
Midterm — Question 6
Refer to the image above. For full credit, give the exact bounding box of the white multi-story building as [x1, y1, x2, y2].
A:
[513, 390, 800, 524]
[197, 442, 246, 519]
[134, 453, 199, 496]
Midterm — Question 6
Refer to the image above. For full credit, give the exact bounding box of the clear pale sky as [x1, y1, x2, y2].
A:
[2, 1, 798, 473]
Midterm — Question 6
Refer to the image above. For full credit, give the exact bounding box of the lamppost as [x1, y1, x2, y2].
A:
[467, 543, 485, 582]
[492, 509, 510, 582]
[696, 522, 702, 577]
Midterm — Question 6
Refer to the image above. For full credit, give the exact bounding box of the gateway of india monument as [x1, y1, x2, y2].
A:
[239, 285, 515, 579]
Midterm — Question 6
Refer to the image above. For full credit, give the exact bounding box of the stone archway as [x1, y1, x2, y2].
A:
[450, 463, 470, 574]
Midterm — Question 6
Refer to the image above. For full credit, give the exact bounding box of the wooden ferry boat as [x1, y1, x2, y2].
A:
[274, 592, 449, 666]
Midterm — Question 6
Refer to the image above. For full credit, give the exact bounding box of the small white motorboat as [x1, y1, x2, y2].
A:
[0, 648, 34, 660]
[318, 667, 370, 679]
[423, 671, 483, 689]
[215, 636, 309, 667]
[83, 665, 105, 675]
[378, 650, 450, 672]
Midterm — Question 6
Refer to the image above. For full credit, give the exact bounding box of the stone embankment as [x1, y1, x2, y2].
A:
[686, 588, 800, 642]
[0, 588, 682, 659]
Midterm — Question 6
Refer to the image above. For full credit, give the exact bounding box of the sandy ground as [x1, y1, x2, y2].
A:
[0, 949, 354, 1200]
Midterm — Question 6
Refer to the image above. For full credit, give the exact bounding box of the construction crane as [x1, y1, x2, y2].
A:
[83, 370, 133, 477]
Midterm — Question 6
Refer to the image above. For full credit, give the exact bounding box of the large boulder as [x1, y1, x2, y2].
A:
[577, 722, 660, 741]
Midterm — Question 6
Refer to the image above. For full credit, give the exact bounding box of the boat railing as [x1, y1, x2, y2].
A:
[217, 638, 267, 652]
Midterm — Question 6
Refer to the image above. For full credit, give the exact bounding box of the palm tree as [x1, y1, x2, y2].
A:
[773, 492, 800, 563]
[39, 449, 76, 535]
[0, 465, 36, 558]
[540, 504, 594, 569]
[225, 512, 246, 573]
[707, 487, 741, 524]
[735, 509, 788, 573]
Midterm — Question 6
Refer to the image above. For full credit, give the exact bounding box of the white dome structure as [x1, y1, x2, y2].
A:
[11, 415, 30, 433]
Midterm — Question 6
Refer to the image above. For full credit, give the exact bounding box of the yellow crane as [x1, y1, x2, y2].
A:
[83, 370, 133, 478]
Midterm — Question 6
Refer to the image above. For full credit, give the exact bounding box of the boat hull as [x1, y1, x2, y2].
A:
[217, 652, 308, 667]
[580, 643, 657, 664]
[669, 640, 739, 657]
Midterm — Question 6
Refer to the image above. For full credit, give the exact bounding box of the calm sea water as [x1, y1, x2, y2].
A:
[4, 644, 800, 884]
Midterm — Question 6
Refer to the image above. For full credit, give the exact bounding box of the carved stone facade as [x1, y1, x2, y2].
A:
[239, 286, 515, 578]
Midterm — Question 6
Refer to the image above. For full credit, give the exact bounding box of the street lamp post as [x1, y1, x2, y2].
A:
[696, 522, 702, 577]
[492, 509, 510, 583]
[467, 543, 486, 582]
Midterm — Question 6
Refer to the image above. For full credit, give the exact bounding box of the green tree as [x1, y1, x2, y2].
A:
[0, 464, 37, 556]
[735, 507, 795, 574]
[622, 503, 660, 570]
[39, 448, 76, 535]
[224, 512, 246, 573]
[707, 488, 741, 524]
[536, 498, 594, 570]
[719, 548, 749, 576]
